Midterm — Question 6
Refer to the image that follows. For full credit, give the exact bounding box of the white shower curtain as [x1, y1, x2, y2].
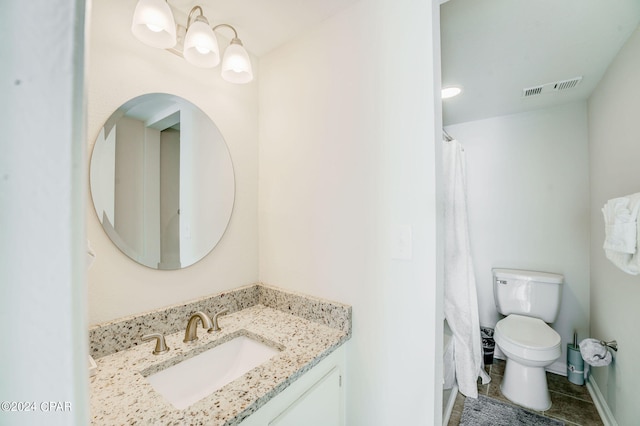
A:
[442, 138, 490, 398]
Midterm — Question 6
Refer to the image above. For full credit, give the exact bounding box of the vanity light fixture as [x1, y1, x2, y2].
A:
[131, 1, 253, 84]
[183, 6, 220, 68]
[131, 0, 177, 48]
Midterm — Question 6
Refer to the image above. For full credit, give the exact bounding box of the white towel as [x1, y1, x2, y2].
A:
[602, 193, 640, 274]
[579, 338, 612, 367]
[602, 197, 638, 253]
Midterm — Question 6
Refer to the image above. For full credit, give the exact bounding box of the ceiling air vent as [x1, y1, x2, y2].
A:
[522, 76, 583, 97]
[523, 86, 543, 97]
[555, 76, 582, 91]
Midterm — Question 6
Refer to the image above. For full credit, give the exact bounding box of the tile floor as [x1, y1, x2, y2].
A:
[447, 359, 603, 426]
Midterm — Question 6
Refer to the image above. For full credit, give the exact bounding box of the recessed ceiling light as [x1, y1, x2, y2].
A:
[442, 86, 462, 99]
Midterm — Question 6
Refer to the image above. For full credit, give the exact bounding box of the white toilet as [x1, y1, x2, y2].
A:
[492, 268, 563, 411]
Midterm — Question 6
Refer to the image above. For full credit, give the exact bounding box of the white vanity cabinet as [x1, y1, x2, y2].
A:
[240, 345, 345, 426]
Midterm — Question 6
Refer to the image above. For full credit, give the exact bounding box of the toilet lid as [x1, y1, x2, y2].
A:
[495, 314, 561, 350]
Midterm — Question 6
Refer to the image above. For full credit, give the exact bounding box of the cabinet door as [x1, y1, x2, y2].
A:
[269, 367, 342, 426]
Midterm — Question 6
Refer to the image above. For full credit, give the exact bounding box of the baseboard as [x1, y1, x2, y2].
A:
[443, 384, 458, 426]
[586, 375, 618, 426]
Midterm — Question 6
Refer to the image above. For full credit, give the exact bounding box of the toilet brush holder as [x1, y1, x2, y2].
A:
[567, 343, 584, 385]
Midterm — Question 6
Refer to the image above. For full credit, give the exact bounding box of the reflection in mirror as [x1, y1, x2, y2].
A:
[90, 93, 235, 270]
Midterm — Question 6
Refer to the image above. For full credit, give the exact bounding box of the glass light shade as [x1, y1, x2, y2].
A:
[184, 20, 220, 68]
[221, 40, 253, 84]
[131, 0, 177, 49]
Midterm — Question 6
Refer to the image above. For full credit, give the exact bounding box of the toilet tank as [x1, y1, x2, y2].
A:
[493, 268, 563, 323]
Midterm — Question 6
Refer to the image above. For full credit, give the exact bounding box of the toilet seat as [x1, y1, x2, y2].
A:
[495, 314, 561, 363]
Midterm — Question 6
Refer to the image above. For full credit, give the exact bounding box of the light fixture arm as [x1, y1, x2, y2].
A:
[187, 5, 206, 27]
[212, 23, 240, 43]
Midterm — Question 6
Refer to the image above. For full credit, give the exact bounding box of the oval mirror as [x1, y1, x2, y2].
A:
[90, 93, 235, 270]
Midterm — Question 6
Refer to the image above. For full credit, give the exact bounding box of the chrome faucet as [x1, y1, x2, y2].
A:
[183, 311, 214, 343]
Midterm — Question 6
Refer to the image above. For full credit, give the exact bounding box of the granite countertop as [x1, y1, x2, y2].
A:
[90, 304, 349, 425]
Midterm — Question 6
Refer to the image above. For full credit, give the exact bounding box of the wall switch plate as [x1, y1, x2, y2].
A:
[391, 225, 413, 260]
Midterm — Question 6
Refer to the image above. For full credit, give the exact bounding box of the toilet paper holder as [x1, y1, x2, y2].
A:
[600, 340, 618, 351]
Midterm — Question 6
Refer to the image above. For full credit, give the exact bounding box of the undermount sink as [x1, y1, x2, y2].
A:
[144, 334, 280, 409]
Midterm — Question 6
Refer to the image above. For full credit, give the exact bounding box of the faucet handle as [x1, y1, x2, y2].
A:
[141, 333, 170, 355]
[210, 309, 229, 332]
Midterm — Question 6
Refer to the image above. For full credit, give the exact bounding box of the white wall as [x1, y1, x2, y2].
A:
[114, 117, 146, 254]
[0, 0, 88, 424]
[446, 102, 591, 373]
[87, 0, 259, 324]
[588, 25, 640, 426]
[259, 1, 442, 425]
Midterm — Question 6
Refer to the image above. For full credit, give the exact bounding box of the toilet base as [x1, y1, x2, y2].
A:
[500, 357, 552, 411]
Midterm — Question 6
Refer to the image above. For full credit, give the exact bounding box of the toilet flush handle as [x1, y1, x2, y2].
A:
[497, 279, 508, 285]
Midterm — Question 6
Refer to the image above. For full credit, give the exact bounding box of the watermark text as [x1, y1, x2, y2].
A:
[1, 401, 72, 412]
